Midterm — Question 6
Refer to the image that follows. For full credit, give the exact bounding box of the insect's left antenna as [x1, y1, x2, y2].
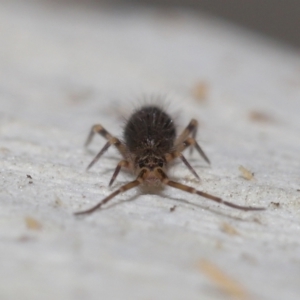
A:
[156, 168, 265, 211]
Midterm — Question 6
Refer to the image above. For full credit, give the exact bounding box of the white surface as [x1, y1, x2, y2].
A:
[0, 1, 300, 300]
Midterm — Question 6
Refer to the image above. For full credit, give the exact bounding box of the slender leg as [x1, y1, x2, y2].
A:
[180, 154, 200, 180]
[74, 170, 146, 215]
[176, 119, 210, 162]
[85, 124, 127, 157]
[189, 122, 197, 155]
[157, 169, 265, 211]
[86, 141, 110, 170]
[176, 137, 210, 165]
[175, 119, 198, 146]
[109, 160, 130, 187]
[85, 124, 127, 170]
[165, 152, 200, 180]
[85, 124, 114, 147]
[86, 137, 125, 170]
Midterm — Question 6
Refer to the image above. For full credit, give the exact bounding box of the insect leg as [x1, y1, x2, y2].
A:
[85, 124, 114, 146]
[175, 119, 198, 146]
[180, 154, 200, 180]
[86, 141, 111, 170]
[109, 160, 130, 187]
[84, 124, 127, 170]
[85, 124, 127, 157]
[176, 137, 210, 165]
[165, 151, 200, 180]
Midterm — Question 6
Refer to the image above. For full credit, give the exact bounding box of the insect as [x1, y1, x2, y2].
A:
[75, 105, 265, 215]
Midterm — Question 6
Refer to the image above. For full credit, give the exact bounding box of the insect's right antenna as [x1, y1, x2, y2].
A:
[74, 170, 146, 215]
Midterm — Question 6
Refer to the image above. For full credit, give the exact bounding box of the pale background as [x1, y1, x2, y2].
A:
[0, 1, 300, 300]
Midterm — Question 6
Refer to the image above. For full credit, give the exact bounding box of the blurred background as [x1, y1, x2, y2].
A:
[67, 0, 300, 48]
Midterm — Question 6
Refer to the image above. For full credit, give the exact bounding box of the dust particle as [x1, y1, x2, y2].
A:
[25, 216, 42, 230]
[54, 197, 63, 207]
[192, 81, 209, 102]
[249, 110, 274, 123]
[170, 205, 177, 212]
[220, 222, 239, 236]
[239, 165, 254, 180]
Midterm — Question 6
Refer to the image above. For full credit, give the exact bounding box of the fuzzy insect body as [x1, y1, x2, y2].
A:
[75, 105, 265, 215]
[124, 106, 176, 155]
[124, 106, 175, 179]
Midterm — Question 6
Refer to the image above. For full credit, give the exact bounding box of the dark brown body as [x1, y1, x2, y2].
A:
[124, 106, 176, 171]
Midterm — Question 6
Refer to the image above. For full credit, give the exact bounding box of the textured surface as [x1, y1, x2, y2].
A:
[0, 1, 300, 300]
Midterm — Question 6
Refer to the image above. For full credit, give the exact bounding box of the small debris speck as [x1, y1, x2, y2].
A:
[249, 110, 274, 123]
[220, 222, 239, 236]
[54, 197, 63, 207]
[192, 81, 209, 102]
[239, 165, 254, 180]
[170, 205, 177, 212]
[25, 216, 42, 230]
